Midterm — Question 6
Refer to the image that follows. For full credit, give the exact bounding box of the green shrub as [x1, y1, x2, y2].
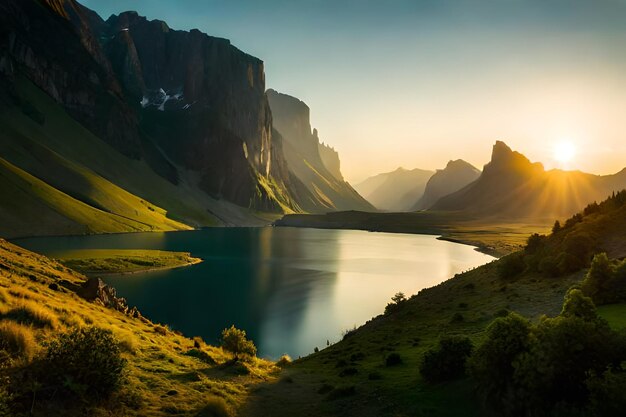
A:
[471, 292, 626, 417]
[385, 352, 402, 366]
[469, 313, 532, 415]
[587, 370, 626, 416]
[539, 255, 560, 277]
[525, 233, 546, 254]
[498, 253, 526, 279]
[419, 336, 473, 383]
[450, 312, 464, 323]
[221, 325, 256, 359]
[581, 253, 626, 305]
[39, 327, 126, 399]
[196, 397, 233, 417]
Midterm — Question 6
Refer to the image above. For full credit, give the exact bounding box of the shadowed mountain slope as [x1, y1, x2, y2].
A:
[413, 160, 481, 210]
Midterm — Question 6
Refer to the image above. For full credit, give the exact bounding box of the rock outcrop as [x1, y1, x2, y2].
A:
[78, 277, 142, 318]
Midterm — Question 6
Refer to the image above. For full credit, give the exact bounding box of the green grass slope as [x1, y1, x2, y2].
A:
[251, 191, 626, 416]
[0, 157, 173, 237]
[0, 238, 280, 416]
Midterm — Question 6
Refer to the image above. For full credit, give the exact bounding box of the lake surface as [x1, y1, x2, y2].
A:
[16, 228, 493, 359]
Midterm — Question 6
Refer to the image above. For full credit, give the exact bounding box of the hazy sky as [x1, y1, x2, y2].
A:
[82, 0, 626, 183]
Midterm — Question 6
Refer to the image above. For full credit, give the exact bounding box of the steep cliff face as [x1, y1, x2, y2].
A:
[266, 89, 374, 212]
[413, 160, 481, 210]
[98, 12, 293, 211]
[318, 140, 344, 181]
[0, 1, 302, 217]
[0, 0, 143, 158]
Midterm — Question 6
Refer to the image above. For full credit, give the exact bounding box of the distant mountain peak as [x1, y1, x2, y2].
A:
[486, 140, 543, 174]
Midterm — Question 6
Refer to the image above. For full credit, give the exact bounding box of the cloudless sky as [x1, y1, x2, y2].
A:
[82, 0, 626, 183]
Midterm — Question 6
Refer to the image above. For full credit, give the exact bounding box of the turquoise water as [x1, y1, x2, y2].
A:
[16, 228, 493, 359]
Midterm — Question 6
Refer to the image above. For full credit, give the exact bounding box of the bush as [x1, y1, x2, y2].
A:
[582, 253, 623, 304]
[471, 293, 626, 417]
[39, 327, 126, 399]
[498, 253, 526, 279]
[420, 336, 473, 383]
[385, 352, 402, 366]
[276, 354, 292, 367]
[196, 397, 233, 417]
[525, 233, 546, 254]
[469, 313, 532, 415]
[0, 321, 36, 360]
[450, 312, 464, 323]
[221, 326, 256, 359]
[539, 255, 560, 277]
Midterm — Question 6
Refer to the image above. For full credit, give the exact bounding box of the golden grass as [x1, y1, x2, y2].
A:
[0, 238, 280, 416]
[2, 301, 59, 329]
[0, 320, 37, 360]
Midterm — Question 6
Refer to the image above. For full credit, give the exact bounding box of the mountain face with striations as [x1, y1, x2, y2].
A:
[412, 160, 480, 210]
[0, 0, 371, 238]
[266, 89, 374, 212]
[354, 167, 434, 212]
[430, 141, 626, 219]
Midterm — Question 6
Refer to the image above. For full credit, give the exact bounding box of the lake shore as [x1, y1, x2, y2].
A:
[51, 249, 204, 276]
[274, 211, 553, 257]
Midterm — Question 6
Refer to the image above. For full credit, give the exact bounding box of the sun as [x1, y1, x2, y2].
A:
[553, 141, 577, 165]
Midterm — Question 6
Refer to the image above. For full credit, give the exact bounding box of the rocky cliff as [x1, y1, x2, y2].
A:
[318, 141, 344, 181]
[0, 0, 308, 227]
[266, 89, 374, 212]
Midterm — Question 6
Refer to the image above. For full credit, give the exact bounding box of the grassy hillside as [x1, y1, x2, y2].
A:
[257, 192, 626, 416]
[0, 238, 280, 416]
[52, 249, 202, 275]
[0, 157, 182, 237]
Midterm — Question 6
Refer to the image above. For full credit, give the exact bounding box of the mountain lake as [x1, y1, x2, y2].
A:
[16, 227, 494, 359]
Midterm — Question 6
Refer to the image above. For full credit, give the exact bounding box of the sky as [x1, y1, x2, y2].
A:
[82, 0, 626, 183]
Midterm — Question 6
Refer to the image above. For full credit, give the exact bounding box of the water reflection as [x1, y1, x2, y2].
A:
[15, 228, 492, 358]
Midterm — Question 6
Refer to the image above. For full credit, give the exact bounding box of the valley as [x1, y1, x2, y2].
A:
[1, 1, 626, 416]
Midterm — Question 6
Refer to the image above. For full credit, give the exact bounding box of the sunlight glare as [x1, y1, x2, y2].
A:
[553, 140, 577, 166]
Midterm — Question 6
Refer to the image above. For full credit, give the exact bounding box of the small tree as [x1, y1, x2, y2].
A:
[552, 220, 562, 234]
[385, 292, 407, 314]
[561, 289, 597, 322]
[221, 326, 256, 359]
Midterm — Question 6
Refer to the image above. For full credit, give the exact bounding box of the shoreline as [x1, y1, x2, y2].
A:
[80, 257, 204, 277]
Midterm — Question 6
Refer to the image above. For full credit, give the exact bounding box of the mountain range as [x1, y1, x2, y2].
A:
[431, 141, 626, 219]
[0, 0, 369, 238]
[354, 167, 434, 211]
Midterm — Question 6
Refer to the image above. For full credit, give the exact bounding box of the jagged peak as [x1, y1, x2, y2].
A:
[485, 141, 544, 174]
